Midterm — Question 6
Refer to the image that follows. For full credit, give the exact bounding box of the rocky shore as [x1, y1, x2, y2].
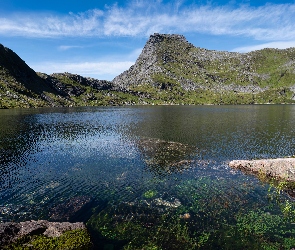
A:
[0, 196, 95, 249]
[0, 220, 92, 249]
[229, 158, 295, 182]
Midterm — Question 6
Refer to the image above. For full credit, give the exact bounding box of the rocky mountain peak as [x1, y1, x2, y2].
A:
[112, 33, 194, 89]
[147, 33, 187, 45]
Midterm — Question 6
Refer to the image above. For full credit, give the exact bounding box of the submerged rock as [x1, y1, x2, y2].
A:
[49, 196, 94, 222]
[229, 158, 295, 182]
[137, 137, 197, 175]
[153, 198, 182, 208]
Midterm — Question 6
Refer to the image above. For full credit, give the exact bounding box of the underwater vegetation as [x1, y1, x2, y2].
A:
[86, 176, 295, 249]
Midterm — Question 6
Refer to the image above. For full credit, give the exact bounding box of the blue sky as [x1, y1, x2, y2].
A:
[1, 0, 295, 80]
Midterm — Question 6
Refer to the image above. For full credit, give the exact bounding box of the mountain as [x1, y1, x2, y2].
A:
[113, 33, 295, 104]
[1, 34, 295, 108]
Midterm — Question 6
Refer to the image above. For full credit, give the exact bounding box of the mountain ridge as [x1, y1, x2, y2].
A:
[1, 33, 295, 108]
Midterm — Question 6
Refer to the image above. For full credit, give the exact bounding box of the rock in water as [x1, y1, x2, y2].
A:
[0, 222, 20, 246]
[229, 158, 295, 182]
[48, 196, 94, 222]
[0, 220, 90, 248]
[136, 137, 197, 175]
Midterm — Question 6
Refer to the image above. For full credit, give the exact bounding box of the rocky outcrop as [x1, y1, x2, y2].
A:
[229, 158, 295, 182]
[0, 220, 87, 247]
[55, 73, 113, 90]
[38, 72, 113, 98]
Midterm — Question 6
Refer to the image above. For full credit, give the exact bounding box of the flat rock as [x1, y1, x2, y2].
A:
[229, 158, 295, 182]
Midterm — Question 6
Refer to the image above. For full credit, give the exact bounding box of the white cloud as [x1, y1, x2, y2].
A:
[58, 45, 84, 51]
[31, 61, 134, 80]
[0, 1, 295, 42]
[233, 41, 295, 53]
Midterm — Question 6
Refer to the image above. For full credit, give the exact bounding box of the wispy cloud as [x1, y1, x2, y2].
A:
[58, 45, 84, 51]
[1, 1, 295, 42]
[233, 41, 295, 53]
[31, 60, 134, 80]
[0, 9, 104, 37]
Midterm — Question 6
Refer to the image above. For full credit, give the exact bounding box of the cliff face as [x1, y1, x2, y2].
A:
[113, 34, 192, 89]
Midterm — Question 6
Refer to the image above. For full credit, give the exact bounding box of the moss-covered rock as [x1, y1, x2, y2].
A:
[0, 220, 92, 249]
[5, 229, 92, 250]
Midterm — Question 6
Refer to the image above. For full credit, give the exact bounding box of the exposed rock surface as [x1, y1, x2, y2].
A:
[0, 220, 86, 247]
[39, 72, 113, 97]
[113, 34, 189, 89]
[229, 158, 295, 182]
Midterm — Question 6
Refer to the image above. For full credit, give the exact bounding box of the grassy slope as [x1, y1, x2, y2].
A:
[0, 44, 56, 108]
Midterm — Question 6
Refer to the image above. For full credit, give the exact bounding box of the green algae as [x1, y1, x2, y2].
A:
[143, 190, 157, 199]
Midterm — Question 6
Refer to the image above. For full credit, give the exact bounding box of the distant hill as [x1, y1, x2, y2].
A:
[1, 34, 295, 108]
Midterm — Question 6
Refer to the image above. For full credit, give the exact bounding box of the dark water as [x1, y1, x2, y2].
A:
[1, 105, 295, 249]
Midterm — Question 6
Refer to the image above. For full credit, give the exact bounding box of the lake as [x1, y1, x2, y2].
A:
[1, 105, 295, 249]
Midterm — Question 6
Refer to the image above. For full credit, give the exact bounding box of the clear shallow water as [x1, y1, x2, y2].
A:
[1, 105, 295, 249]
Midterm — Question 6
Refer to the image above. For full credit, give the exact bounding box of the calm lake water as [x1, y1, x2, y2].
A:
[1, 105, 295, 249]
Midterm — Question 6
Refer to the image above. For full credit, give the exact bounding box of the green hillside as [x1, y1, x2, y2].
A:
[0, 44, 55, 108]
[1, 34, 295, 108]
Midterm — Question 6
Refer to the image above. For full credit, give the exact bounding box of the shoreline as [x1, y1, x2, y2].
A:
[1, 102, 295, 110]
